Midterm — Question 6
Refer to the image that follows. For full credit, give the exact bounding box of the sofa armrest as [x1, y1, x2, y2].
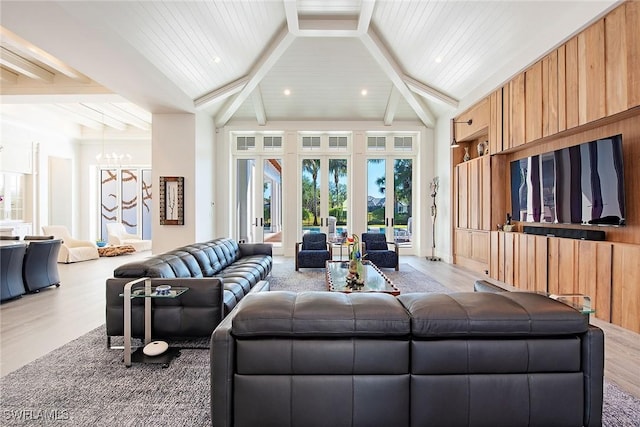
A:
[106, 277, 225, 337]
[582, 325, 604, 427]
[211, 300, 241, 427]
[239, 242, 272, 257]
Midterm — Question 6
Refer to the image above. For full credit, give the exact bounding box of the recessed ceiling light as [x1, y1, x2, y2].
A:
[361, 89, 368, 96]
[213, 56, 221, 63]
[435, 57, 442, 63]
[284, 89, 291, 96]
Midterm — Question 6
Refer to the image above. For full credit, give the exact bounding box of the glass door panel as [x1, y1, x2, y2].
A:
[328, 158, 348, 241]
[367, 158, 414, 246]
[236, 158, 283, 247]
[263, 159, 282, 245]
[393, 159, 413, 246]
[367, 159, 386, 234]
[301, 158, 321, 234]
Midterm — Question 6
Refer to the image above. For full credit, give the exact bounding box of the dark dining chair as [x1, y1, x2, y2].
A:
[361, 232, 399, 270]
[295, 233, 332, 271]
[1, 243, 27, 302]
[22, 239, 62, 292]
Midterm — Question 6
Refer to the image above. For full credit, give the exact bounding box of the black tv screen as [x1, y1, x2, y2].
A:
[510, 134, 625, 226]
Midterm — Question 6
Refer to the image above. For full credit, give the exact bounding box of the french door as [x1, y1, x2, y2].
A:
[235, 157, 282, 250]
[366, 157, 413, 246]
[300, 156, 349, 241]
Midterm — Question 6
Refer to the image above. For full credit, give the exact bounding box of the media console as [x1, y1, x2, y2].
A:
[523, 225, 605, 241]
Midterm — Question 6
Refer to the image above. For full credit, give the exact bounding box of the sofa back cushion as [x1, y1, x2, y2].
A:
[398, 292, 589, 337]
[166, 250, 204, 277]
[302, 233, 328, 250]
[232, 291, 410, 337]
[362, 233, 389, 251]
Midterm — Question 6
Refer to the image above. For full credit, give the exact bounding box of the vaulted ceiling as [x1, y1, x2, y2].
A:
[0, 0, 618, 138]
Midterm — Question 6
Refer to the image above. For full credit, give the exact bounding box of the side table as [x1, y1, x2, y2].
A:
[120, 277, 188, 367]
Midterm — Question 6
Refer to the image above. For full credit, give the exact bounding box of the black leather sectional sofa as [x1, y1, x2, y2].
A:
[105, 238, 272, 340]
[211, 291, 604, 427]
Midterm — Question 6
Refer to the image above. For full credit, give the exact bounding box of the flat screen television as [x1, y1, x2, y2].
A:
[510, 134, 625, 226]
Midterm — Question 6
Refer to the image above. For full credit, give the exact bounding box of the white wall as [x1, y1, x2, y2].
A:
[433, 116, 454, 263]
[194, 113, 216, 241]
[152, 113, 200, 253]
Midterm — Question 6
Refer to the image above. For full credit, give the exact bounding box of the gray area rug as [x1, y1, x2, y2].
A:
[1, 263, 639, 426]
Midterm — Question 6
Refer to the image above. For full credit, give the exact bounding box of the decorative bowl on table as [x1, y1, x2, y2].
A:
[96, 240, 107, 247]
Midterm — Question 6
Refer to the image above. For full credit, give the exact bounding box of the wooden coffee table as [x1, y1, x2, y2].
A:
[326, 260, 399, 296]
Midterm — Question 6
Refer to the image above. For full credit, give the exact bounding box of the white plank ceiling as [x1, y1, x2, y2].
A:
[0, 0, 619, 138]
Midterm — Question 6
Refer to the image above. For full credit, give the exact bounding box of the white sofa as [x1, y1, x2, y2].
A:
[41, 225, 99, 263]
[106, 222, 151, 252]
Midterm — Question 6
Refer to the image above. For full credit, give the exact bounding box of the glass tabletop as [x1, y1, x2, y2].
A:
[326, 261, 399, 295]
[545, 293, 595, 315]
[120, 286, 189, 298]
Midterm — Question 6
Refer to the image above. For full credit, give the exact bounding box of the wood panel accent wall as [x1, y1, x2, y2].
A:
[578, 19, 606, 125]
[454, 2, 640, 332]
[612, 243, 640, 332]
[525, 62, 543, 143]
[504, 111, 640, 245]
[542, 50, 559, 137]
[454, 98, 490, 142]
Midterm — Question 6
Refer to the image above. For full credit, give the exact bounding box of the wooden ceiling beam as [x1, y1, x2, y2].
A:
[0, 47, 54, 82]
[360, 29, 436, 128]
[215, 26, 295, 127]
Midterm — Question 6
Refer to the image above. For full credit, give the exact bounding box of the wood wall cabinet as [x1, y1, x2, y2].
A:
[455, 156, 490, 231]
[612, 243, 640, 333]
[508, 73, 526, 149]
[491, 233, 620, 326]
[454, 229, 489, 273]
[488, 89, 503, 154]
[525, 62, 543, 143]
[454, 98, 490, 142]
[605, 1, 640, 115]
[578, 19, 606, 125]
[542, 50, 559, 138]
[454, 155, 491, 274]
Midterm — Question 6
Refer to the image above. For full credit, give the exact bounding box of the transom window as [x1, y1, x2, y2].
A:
[328, 136, 348, 149]
[394, 136, 413, 151]
[264, 136, 282, 149]
[301, 136, 321, 150]
[237, 136, 256, 151]
[367, 136, 386, 150]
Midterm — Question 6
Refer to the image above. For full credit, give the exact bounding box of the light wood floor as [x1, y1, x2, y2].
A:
[1, 254, 638, 399]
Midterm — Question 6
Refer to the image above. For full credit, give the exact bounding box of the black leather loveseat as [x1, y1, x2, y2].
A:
[106, 238, 272, 340]
[211, 291, 604, 427]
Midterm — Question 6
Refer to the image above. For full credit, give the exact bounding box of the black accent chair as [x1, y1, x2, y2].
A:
[1, 243, 27, 302]
[361, 232, 399, 270]
[22, 239, 62, 292]
[295, 233, 332, 271]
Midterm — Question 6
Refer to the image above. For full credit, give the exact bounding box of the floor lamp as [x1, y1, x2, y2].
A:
[426, 176, 441, 261]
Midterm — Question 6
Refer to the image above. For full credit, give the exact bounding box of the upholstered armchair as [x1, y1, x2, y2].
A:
[106, 222, 151, 252]
[1, 243, 27, 301]
[22, 239, 62, 292]
[295, 233, 332, 271]
[361, 232, 399, 270]
[42, 225, 99, 263]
